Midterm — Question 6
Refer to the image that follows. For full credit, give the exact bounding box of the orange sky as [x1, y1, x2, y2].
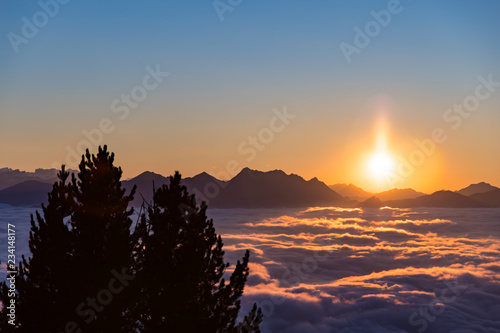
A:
[3, 91, 498, 194]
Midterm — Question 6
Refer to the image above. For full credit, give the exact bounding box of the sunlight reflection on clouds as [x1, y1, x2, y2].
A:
[210, 207, 500, 333]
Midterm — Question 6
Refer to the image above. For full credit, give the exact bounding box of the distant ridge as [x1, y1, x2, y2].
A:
[469, 189, 500, 208]
[1, 167, 499, 209]
[457, 182, 500, 196]
[0, 167, 76, 191]
[329, 184, 426, 201]
[0, 180, 52, 206]
[360, 196, 384, 208]
[122, 171, 170, 206]
[329, 183, 371, 201]
[208, 167, 343, 208]
[182, 171, 226, 198]
[376, 188, 426, 201]
[121, 168, 343, 208]
[385, 190, 491, 208]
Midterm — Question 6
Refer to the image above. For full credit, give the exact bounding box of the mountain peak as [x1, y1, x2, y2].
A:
[329, 183, 372, 200]
[360, 196, 383, 208]
[234, 168, 287, 179]
[457, 182, 500, 196]
[213, 168, 343, 208]
[190, 171, 220, 182]
[137, 170, 161, 176]
[376, 188, 425, 201]
[133, 171, 167, 180]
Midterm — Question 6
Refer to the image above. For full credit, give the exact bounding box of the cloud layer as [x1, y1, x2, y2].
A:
[2, 204, 499, 332]
[210, 207, 500, 333]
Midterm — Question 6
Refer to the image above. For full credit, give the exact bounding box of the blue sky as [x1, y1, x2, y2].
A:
[1, 0, 500, 191]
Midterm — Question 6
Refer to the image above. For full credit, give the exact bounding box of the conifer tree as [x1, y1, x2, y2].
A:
[0, 146, 137, 332]
[134, 171, 262, 332]
[0, 166, 75, 332]
[0, 146, 262, 332]
[69, 145, 136, 332]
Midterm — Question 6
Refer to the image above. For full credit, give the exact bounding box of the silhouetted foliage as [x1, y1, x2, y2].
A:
[0, 166, 75, 333]
[69, 146, 137, 332]
[0, 146, 137, 332]
[237, 303, 263, 333]
[133, 171, 262, 332]
[0, 146, 261, 332]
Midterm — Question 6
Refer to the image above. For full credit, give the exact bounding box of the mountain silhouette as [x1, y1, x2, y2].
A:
[0, 167, 77, 191]
[360, 196, 384, 208]
[329, 184, 425, 201]
[182, 171, 227, 196]
[329, 183, 372, 201]
[1, 167, 499, 209]
[457, 182, 500, 196]
[385, 190, 491, 208]
[0, 180, 52, 206]
[122, 171, 228, 207]
[207, 168, 343, 208]
[122, 171, 170, 206]
[376, 188, 426, 201]
[469, 189, 500, 207]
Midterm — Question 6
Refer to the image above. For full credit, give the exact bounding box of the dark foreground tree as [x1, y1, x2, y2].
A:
[0, 146, 137, 332]
[134, 171, 263, 332]
[69, 146, 137, 332]
[0, 166, 75, 333]
[0, 146, 262, 332]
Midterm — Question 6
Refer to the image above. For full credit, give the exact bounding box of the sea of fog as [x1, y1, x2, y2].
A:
[1, 204, 500, 332]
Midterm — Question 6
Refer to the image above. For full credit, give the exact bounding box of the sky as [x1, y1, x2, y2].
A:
[1, 0, 500, 193]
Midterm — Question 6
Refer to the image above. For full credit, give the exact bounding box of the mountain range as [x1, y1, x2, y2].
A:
[0, 167, 72, 191]
[329, 183, 426, 201]
[0, 167, 499, 209]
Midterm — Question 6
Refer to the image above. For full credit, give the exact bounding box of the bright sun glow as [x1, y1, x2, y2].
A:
[368, 151, 395, 181]
[365, 106, 396, 186]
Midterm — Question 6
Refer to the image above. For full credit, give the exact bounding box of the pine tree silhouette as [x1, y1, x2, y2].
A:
[69, 146, 136, 332]
[133, 171, 262, 332]
[0, 166, 75, 332]
[0, 146, 262, 332]
[0, 146, 137, 332]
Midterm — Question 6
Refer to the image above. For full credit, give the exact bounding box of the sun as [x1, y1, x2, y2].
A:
[362, 100, 398, 190]
[367, 151, 395, 182]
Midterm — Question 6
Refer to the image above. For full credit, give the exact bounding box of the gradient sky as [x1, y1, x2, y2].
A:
[1, 0, 499, 193]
